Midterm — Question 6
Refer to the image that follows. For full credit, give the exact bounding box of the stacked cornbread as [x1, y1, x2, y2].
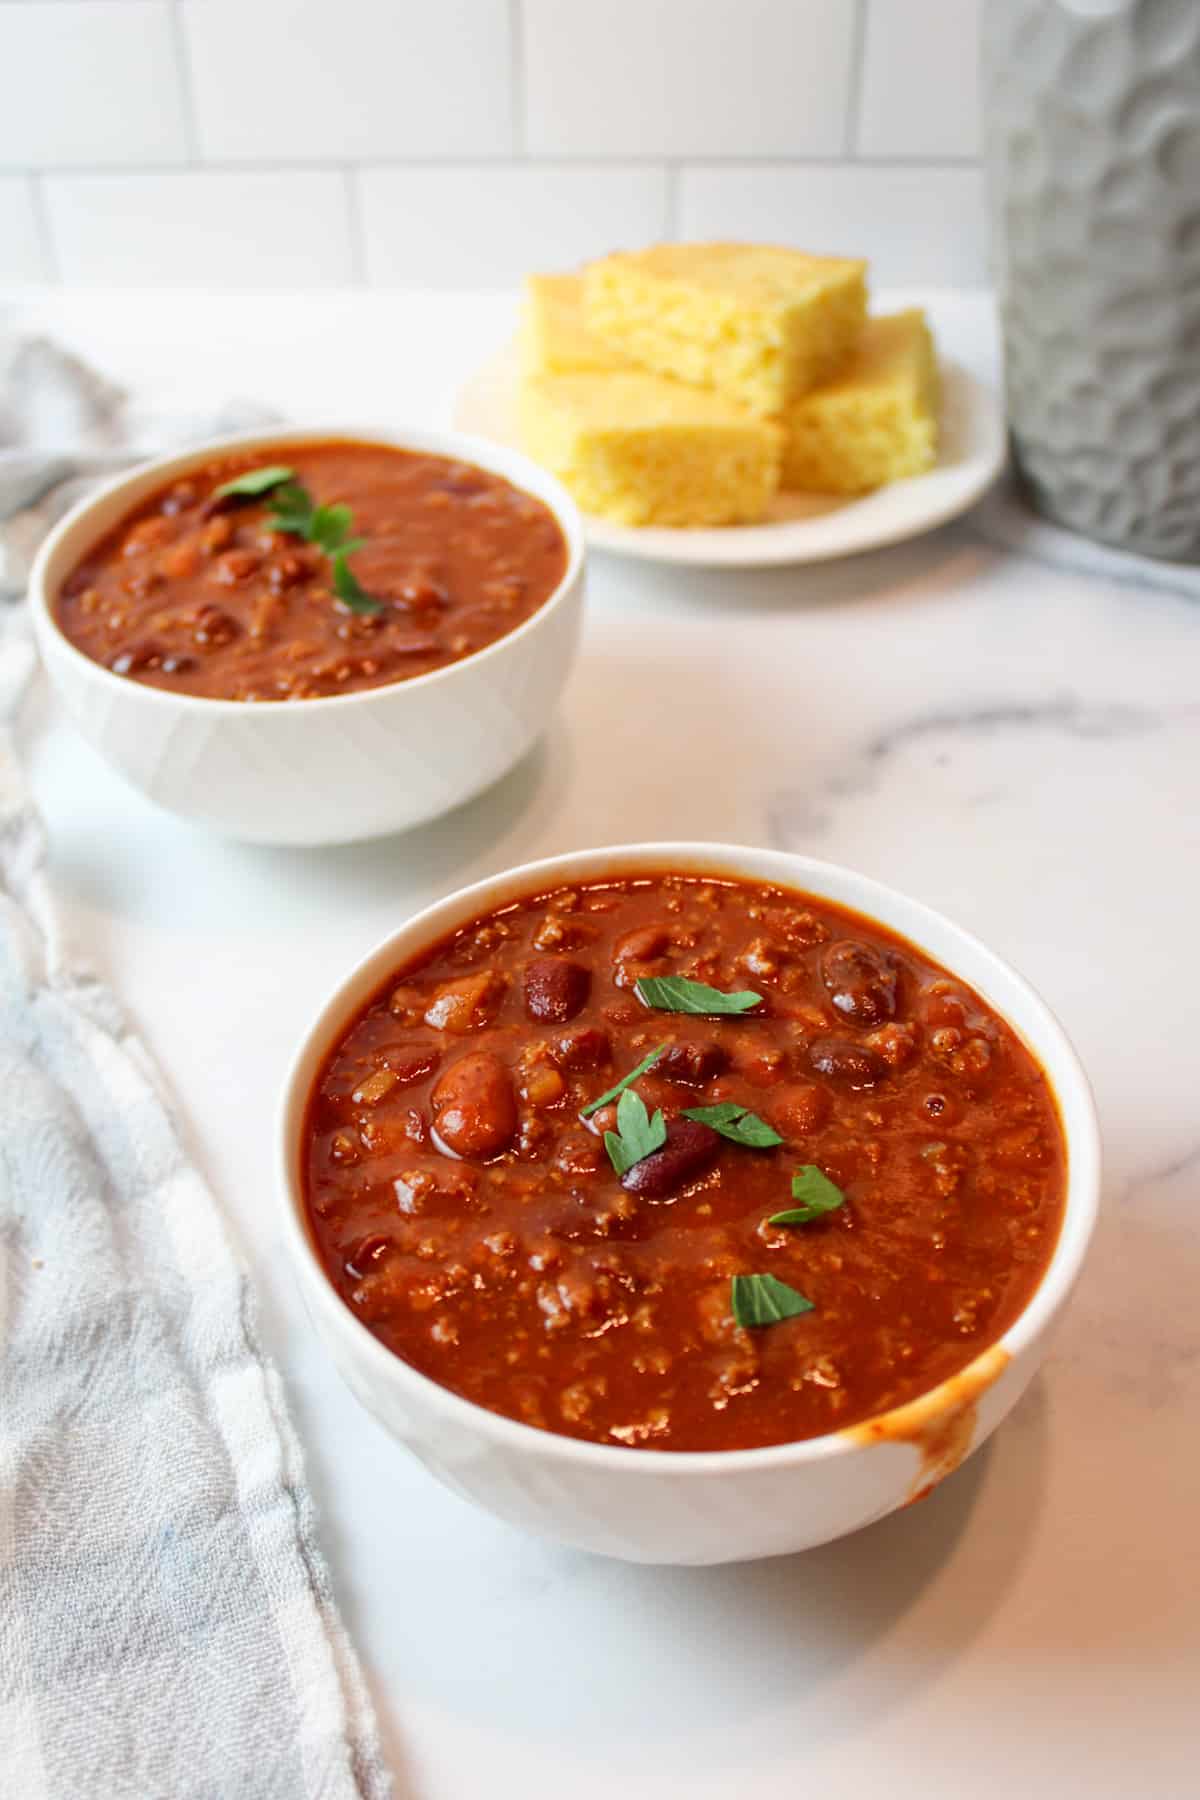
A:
[519, 244, 940, 528]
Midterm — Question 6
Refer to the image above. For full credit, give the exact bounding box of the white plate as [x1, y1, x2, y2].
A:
[452, 336, 1006, 568]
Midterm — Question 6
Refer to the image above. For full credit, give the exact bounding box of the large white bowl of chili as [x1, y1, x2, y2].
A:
[29, 426, 585, 845]
[279, 843, 1100, 1564]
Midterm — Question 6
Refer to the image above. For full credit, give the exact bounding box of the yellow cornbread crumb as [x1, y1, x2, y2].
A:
[519, 369, 782, 527]
[584, 243, 867, 416]
[780, 310, 940, 494]
[520, 273, 632, 377]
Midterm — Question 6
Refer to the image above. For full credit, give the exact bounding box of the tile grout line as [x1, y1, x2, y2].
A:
[168, 0, 202, 162]
[27, 172, 60, 283]
[844, 0, 871, 159]
[4, 154, 983, 180]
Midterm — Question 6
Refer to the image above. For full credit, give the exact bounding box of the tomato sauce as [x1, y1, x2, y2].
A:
[303, 873, 1067, 1453]
[55, 439, 568, 701]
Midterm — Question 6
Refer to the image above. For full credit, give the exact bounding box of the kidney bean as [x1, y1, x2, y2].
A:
[121, 516, 171, 557]
[160, 543, 199, 582]
[523, 956, 590, 1023]
[201, 516, 236, 553]
[808, 1036, 889, 1090]
[384, 1046, 441, 1086]
[122, 569, 165, 600]
[390, 575, 450, 610]
[620, 1118, 721, 1198]
[108, 641, 195, 677]
[343, 1234, 391, 1281]
[585, 1102, 618, 1137]
[769, 1082, 831, 1137]
[551, 1026, 611, 1071]
[212, 549, 261, 586]
[192, 605, 241, 649]
[658, 1041, 730, 1085]
[431, 1051, 517, 1159]
[613, 924, 671, 964]
[268, 551, 316, 591]
[159, 480, 199, 517]
[430, 465, 488, 498]
[612, 922, 680, 990]
[821, 940, 899, 1027]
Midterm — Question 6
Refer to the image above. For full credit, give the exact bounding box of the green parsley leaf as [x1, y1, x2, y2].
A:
[257, 475, 381, 617]
[308, 502, 359, 555]
[635, 975, 762, 1016]
[579, 1045, 667, 1119]
[731, 1273, 814, 1328]
[266, 480, 317, 537]
[681, 1101, 782, 1147]
[331, 549, 384, 616]
[604, 1085, 666, 1177]
[213, 464, 295, 501]
[768, 1165, 846, 1227]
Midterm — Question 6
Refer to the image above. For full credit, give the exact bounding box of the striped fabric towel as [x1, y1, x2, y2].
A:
[0, 337, 390, 1800]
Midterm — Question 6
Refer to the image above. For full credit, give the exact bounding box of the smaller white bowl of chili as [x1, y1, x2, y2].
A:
[29, 427, 585, 844]
[279, 843, 1100, 1564]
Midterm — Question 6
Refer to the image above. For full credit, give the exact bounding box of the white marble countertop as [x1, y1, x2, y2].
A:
[5, 287, 1199, 1800]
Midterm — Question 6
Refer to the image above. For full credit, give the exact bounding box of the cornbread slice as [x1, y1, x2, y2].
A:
[521, 273, 633, 377]
[780, 310, 940, 494]
[519, 370, 782, 528]
[584, 243, 868, 415]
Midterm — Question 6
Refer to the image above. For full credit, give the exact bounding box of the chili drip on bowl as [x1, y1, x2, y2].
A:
[302, 872, 1067, 1454]
[54, 438, 568, 701]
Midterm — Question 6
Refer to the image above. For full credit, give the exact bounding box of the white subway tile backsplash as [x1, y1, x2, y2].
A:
[0, 177, 47, 283]
[43, 170, 354, 287]
[522, 0, 855, 157]
[183, 0, 512, 163]
[359, 164, 669, 288]
[679, 163, 988, 286]
[0, 4, 188, 169]
[858, 0, 982, 158]
[0, 0, 988, 294]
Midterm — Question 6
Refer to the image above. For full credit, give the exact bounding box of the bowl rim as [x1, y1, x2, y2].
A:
[27, 421, 586, 715]
[277, 841, 1101, 1477]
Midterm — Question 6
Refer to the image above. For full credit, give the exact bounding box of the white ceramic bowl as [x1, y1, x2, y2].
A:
[29, 426, 586, 846]
[279, 843, 1100, 1565]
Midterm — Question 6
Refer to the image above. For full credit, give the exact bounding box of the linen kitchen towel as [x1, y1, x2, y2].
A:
[0, 336, 391, 1800]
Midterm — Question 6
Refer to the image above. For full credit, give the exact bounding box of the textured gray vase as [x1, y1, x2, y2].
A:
[983, 0, 1200, 560]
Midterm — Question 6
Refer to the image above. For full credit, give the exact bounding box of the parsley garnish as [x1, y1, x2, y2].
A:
[579, 1045, 667, 1120]
[681, 1101, 782, 1147]
[206, 464, 384, 613]
[331, 548, 382, 616]
[731, 1273, 814, 1328]
[264, 478, 382, 615]
[213, 464, 295, 500]
[768, 1166, 846, 1226]
[604, 1086, 666, 1177]
[635, 975, 762, 1016]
